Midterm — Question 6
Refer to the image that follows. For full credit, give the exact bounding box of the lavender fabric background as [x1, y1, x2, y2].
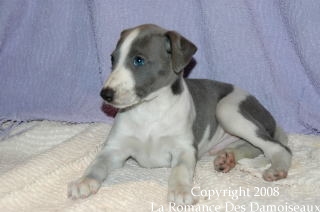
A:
[0, 0, 319, 134]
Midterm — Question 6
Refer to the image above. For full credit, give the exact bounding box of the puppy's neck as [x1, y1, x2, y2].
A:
[122, 77, 194, 122]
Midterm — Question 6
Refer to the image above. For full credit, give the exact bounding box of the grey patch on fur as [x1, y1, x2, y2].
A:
[124, 26, 178, 98]
[239, 95, 276, 138]
[239, 95, 292, 154]
[185, 79, 234, 149]
[171, 77, 183, 95]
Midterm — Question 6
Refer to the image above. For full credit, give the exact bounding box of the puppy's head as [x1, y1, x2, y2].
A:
[100, 24, 197, 109]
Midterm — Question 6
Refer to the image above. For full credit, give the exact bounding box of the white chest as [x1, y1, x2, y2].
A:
[119, 115, 193, 168]
[131, 136, 174, 168]
[109, 84, 195, 168]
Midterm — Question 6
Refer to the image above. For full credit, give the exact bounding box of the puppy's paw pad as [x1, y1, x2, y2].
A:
[263, 168, 288, 181]
[214, 151, 236, 173]
[67, 177, 101, 200]
[168, 185, 198, 205]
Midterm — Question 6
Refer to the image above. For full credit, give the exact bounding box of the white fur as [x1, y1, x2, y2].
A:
[107, 80, 195, 168]
[103, 29, 140, 108]
[69, 65, 198, 205]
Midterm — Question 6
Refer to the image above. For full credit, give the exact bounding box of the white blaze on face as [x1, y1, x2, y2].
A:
[103, 29, 140, 108]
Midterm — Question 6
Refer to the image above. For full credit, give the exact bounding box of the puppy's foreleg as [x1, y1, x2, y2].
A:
[68, 147, 129, 199]
[167, 148, 197, 205]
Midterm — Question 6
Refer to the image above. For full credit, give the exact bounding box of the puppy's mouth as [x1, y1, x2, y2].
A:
[101, 87, 160, 110]
[106, 101, 140, 109]
[103, 95, 158, 110]
[103, 95, 142, 110]
[100, 87, 139, 109]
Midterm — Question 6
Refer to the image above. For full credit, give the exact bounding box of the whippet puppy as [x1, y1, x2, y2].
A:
[68, 24, 291, 205]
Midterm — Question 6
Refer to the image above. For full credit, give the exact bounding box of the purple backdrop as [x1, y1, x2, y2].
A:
[0, 0, 319, 135]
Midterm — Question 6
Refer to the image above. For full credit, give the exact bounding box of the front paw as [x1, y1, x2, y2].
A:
[68, 177, 101, 200]
[168, 184, 198, 205]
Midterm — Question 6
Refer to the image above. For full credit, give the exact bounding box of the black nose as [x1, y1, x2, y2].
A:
[100, 87, 115, 102]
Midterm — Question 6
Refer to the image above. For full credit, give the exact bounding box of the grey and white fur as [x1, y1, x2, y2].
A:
[68, 24, 291, 205]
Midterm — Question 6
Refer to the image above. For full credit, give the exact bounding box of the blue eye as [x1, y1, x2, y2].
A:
[133, 56, 145, 66]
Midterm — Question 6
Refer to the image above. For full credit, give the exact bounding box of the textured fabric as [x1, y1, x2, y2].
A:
[0, 0, 106, 124]
[0, 121, 319, 211]
[0, 0, 319, 134]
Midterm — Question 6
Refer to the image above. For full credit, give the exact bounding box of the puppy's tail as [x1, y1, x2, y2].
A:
[274, 126, 288, 146]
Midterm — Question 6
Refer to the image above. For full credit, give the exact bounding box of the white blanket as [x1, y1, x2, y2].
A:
[0, 121, 319, 212]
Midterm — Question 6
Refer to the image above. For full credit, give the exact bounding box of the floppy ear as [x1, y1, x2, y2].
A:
[165, 31, 197, 74]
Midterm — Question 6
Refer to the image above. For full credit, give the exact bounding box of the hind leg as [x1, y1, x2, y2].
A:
[214, 140, 262, 172]
[216, 89, 292, 181]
